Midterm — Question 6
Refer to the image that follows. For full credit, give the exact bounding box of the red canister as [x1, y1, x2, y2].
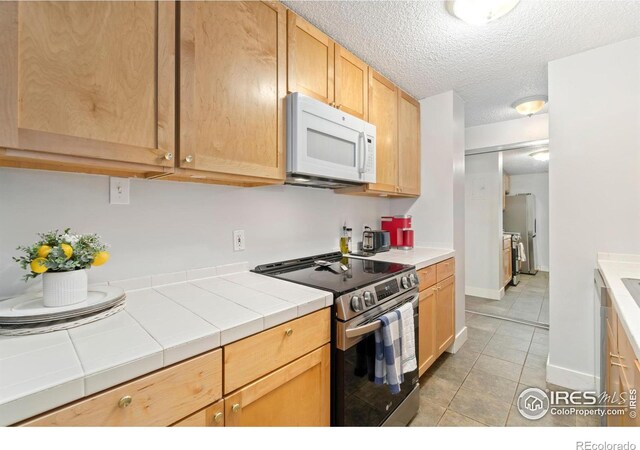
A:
[400, 229, 414, 250]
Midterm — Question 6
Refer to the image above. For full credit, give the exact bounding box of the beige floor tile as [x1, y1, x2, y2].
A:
[438, 409, 486, 427]
[462, 367, 518, 404]
[532, 333, 549, 346]
[419, 374, 461, 408]
[448, 386, 512, 426]
[474, 354, 523, 382]
[410, 401, 446, 427]
[528, 342, 549, 357]
[524, 352, 547, 369]
[495, 322, 535, 341]
[520, 365, 547, 389]
[483, 342, 528, 365]
[488, 333, 532, 352]
[466, 314, 504, 333]
[429, 361, 473, 385]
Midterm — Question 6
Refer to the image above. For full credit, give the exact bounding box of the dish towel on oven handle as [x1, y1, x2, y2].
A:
[374, 302, 417, 394]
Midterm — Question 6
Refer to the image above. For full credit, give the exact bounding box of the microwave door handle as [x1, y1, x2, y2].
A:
[359, 130, 367, 176]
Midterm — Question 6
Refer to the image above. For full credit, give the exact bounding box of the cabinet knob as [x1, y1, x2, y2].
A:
[609, 352, 623, 359]
[231, 403, 241, 413]
[184, 155, 194, 163]
[285, 328, 294, 337]
[336, 104, 342, 109]
[118, 395, 133, 408]
[163, 152, 173, 161]
[611, 361, 626, 368]
[213, 412, 223, 423]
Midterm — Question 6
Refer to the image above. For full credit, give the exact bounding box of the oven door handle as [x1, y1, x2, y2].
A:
[345, 293, 419, 339]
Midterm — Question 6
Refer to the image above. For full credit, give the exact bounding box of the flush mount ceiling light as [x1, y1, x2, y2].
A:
[446, 0, 520, 25]
[512, 95, 548, 116]
[530, 149, 550, 162]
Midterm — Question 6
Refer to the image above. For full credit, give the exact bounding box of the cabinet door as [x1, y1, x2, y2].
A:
[172, 399, 224, 427]
[367, 70, 398, 193]
[397, 90, 420, 196]
[180, 1, 285, 181]
[436, 276, 455, 355]
[0, 1, 174, 170]
[225, 344, 330, 427]
[287, 11, 334, 104]
[334, 45, 368, 120]
[502, 247, 511, 286]
[418, 287, 437, 377]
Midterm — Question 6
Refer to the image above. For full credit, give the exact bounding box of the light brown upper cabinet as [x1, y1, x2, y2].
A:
[176, 1, 286, 186]
[287, 12, 368, 121]
[0, 1, 175, 178]
[397, 90, 421, 196]
[287, 11, 334, 105]
[368, 70, 399, 192]
[334, 45, 369, 120]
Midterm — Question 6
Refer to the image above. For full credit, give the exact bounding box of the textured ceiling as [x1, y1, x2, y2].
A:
[283, 0, 640, 126]
[502, 147, 548, 175]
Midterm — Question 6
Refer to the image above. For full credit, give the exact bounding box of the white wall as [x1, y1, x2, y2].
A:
[464, 152, 504, 299]
[466, 114, 549, 151]
[548, 37, 640, 390]
[508, 173, 549, 271]
[0, 168, 390, 297]
[391, 91, 467, 345]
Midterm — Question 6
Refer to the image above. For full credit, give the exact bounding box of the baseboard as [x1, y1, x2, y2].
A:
[546, 359, 596, 391]
[465, 286, 502, 300]
[446, 326, 468, 354]
[537, 265, 550, 272]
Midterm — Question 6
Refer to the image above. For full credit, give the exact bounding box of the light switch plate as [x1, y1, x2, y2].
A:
[233, 230, 245, 252]
[110, 177, 130, 205]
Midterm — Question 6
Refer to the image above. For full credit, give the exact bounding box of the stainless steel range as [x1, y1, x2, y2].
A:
[254, 251, 420, 427]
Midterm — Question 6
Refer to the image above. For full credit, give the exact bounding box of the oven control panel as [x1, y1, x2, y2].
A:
[336, 269, 418, 320]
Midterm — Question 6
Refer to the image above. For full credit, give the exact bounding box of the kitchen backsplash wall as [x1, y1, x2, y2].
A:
[0, 168, 390, 297]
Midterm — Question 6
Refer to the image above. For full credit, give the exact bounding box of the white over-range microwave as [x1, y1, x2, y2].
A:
[286, 92, 376, 188]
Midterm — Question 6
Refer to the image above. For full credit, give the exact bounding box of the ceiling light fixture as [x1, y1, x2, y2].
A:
[446, 0, 520, 25]
[529, 149, 550, 162]
[512, 95, 548, 117]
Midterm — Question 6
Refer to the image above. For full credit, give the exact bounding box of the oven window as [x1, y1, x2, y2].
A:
[335, 323, 419, 426]
[307, 129, 356, 167]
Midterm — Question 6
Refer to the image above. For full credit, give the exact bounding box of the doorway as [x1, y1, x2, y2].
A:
[464, 141, 550, 327]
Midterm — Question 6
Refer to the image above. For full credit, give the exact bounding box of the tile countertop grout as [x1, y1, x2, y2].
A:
[597, 253, 640, 360]
[0, 247, 453, 426]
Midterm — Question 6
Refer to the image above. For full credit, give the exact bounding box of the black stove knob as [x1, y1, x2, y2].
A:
[350, 295, 364, 312]
[401, 276, 410, 289]
[363, 291, 374, 307]
[408, 273, 417, 287]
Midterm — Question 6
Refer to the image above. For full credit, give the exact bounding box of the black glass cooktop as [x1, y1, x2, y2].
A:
[253, 252, 413, 296]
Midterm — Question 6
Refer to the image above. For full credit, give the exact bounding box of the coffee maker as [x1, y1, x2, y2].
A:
[381, 215, 415, 250]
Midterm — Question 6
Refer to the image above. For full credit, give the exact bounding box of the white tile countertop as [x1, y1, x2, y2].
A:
[0, 263, 332, 426]
[597, 253, 640, 359]
[347, 247, 455, 270]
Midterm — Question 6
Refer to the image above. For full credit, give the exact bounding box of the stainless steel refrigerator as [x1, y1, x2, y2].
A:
[504, 194, 537, 275]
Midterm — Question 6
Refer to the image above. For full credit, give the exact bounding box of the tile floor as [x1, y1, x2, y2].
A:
[465, 272, 549, 325]
[409, 312, 600, 427]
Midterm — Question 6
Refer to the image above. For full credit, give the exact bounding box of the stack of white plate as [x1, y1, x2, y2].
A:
[0, 286, 126, 336]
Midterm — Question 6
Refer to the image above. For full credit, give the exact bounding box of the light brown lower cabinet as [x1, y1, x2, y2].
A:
[20, 349, 223, 427]
[606, 306, 639, 427]
[224, 344, 331, 427]
[172, 399, 225, 427]
[417, 258, 456, 377]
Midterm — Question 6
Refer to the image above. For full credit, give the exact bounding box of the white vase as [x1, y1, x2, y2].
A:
[42, 270, 88, 307]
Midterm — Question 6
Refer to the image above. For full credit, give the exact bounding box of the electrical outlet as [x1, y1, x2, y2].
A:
[110, 177, 130, 205]
[233, 230, 246, 252]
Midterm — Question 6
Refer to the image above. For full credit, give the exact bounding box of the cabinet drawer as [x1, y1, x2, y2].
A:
[224, 308, 331, 394]
[172, 399, 224, 427]
[21, 349, 222, 427]
[436, 258, 455, 282]
[417, 265, 436, 291]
